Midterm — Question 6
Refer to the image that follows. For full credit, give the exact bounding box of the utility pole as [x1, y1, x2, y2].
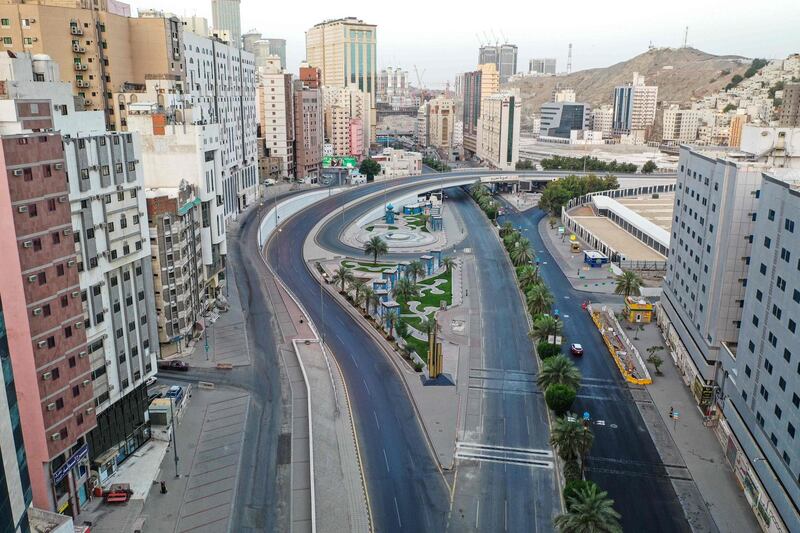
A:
[170, 397, 179, 477]
[683, 27, 689, 48]
[567, 43, 573, 75]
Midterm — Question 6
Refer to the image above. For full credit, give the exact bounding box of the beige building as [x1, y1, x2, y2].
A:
[427, 96, 455, 154]
[662, 107, 701, 143]
[477, 90, 522, 170]
[478, 63, 499, 98]
[0, 1, 184, 130]
[373, 148, 422, 178]
[305, 17, 376, 142]
[257, 56, 294, 179]
[323, 84, 370, 156]
[779, 82, 800, 127]
[591, 105, 613, 133]
[728, 113, 748, 148]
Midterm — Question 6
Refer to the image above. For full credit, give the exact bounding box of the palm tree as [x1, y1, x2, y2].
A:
[537, 355, 582, 390]
[510, 237, 534, 266]
[555, 483, 622, 533]
[393, 277, 420, 308]
[406, 260, 426, 283]
[418, 317, 437, 335]
[530, 314, 563, 341]
[420, 213, 431, 229]
[518, 265, 541, 289]
[350, 279, 366, 302]
[368, 290, 381, 316]
[332, 266, 355, 294]
[364, 235, 389, 265]
[384, 309, 399, 339]
[503, 230, 521, 248]
[526, 283, 554, 316]
[361, 287, 374, 314]
[550, 414, 594, 468]
[470, 180, 489, 200]
[500, 221, 514, 237]
[441, 256, 456, 273]
[614, 270, 643, 298]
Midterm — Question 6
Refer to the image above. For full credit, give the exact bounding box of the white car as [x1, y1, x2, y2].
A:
[264, 179, 277, 186]
[145, 376, 158, 387]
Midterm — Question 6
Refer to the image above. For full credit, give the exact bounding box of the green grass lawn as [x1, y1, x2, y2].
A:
[417, 270, 453, 308]
[365, 225, 375, 232]
[402, 334, 429, 363]
[341, 260, 397, 273]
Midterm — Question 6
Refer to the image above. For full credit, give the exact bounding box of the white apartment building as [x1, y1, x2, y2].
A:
[257, 55, 294, 179]
[378, 67, 410, 106]
[322, 85, 371, 156]
[591, 106, 613, 133]
[373, 148, 422, 179]
[183, 31, 258, 220]
[662, 107, 701, 144]
[415, 102, 429, 147]
[612, 72, 658, 138]
[552, 87, 576, 103]
[477, 91, 521, 171]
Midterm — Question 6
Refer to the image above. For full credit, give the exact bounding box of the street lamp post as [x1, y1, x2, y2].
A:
[169, 397, 179, 477]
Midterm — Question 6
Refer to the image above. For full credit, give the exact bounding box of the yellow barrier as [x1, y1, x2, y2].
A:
[591, 312, 652, 386]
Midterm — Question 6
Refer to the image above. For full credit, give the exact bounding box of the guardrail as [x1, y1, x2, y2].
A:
[588, 304, 652, 386]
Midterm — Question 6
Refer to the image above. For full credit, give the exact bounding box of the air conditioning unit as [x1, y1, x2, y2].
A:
[54, 163, 63, 170]
[116, 185, 124, 191]
[47, 403, 56, 411]
[32, 307, 43, 316]
[82, 379, 90, 387]
[62, 228, 71, 235]
[27, 274, 38, 282]
[58, 196, 68, 203]
[50, 433, 61, 441]
[29, 18, 35, 23]
[85, 407, 94, 415]
[89, 165, 99, 171]
[37, 340, 48, 348]
[67, 259, 76, 267]
[105, 359, 111, 365]
[22, 241, 33, 248]
[18, 205, 28, 213]
[78, 351, 87, 358]
[75, 322, 83, 329]
[42, 371, 52, 380]
[12, 169, 23, 176]
[71, 290, 80, 298]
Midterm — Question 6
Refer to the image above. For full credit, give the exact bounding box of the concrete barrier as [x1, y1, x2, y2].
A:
[215, 362, 234, 370]
[198, 381, 215, 390]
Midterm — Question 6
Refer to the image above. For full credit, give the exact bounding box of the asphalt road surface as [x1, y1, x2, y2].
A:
[497, 196, 691, 533]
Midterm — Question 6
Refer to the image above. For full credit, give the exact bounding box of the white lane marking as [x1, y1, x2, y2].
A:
[394, 496, 402, 528]
[373, 410, 381, 430]
[363, 379, 372, 397]
[350, 353, 359, 368]
[475, 498, 480, 529]
[383, 448, 390, 473]
[505, 499, 508, 531]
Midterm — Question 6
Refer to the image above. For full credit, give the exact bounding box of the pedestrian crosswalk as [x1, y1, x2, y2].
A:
[455, 441, 554, 469]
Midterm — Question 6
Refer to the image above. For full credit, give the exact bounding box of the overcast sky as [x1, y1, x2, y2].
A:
[131, 0, 799, 88]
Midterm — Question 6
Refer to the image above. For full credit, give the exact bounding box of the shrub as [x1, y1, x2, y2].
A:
[563, 480, 598, 507]
[545, 384, 576, 415]
[413, 361, 423, 372]
[537, 341, 561, 360]
[562, 459, 582, 482]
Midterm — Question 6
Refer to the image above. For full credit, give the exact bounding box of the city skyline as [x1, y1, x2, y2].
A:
[129, 0, 800, 86]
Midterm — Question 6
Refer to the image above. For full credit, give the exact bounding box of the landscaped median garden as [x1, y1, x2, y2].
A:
[468, 180, 623, 532]
[325, 236, 457, 371]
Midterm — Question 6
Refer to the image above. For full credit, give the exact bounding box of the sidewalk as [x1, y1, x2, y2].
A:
[627, 321, 759, 533]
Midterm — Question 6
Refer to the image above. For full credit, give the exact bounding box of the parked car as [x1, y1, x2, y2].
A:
[165, 385, 185, 405]
[157, 360, 190, 372]
[570, 343, 584, 356]
[145, 376, 157, 387]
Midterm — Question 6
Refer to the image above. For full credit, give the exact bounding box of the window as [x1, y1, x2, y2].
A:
[2, 37, 12, 46]
[764, 359, 774, 374]
[68, 356, 76, 368]
[756, 290, 763, 301]
[768, 209, 775, 221]
[764, 236, 772, 248]
[72, 385, 80, 398]
[795, 394, 800, 409]
[745, 364, 752, 377]
[779, 377, 786, 391]
[1, 18, 10, 27]
[775, 405, 782, 419]
[786, 219, 795, 233]
[64, 326, 72, 338]
[52, 232, 60, 245]
[794, 289, 800, 303]
[48, 198, 56, 211]
[785, 349, 792, 363]
[28, 203, 37, 217]
[790, 320, 797, 334]
[752, 315, 759, 327]
[42, 304, 51, 317]
[782, 248, 791, 262]
[790, 423, 796, 439]
[60, 295, 68, 308]
[778, 277, 787, 291]
[760, 385, 769, 401]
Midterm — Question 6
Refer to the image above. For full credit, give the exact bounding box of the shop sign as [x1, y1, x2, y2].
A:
[53, 443, 88, 484]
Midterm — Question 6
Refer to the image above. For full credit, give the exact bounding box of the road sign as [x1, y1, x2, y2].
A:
[583, 411, 591, 421]
[558, 226, 565, 234]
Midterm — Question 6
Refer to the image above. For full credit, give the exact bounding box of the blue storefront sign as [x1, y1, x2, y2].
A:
[52, 443, 88, 484]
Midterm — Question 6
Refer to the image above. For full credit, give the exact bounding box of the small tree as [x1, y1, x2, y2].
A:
[563, 480, 598, 506]
[537, 341, 561, 360]
[614, 270, 643, 298]
[394, 318, 409, 339]
[359, 158, 381, 181]
[364, 235, 388, 265]
[406, 260, 426, 283]
[647, 346, 665, 375]
[537, 355, 582, 391]
[545, 384, 576, 416]
[441, 256, 456, 273]
[384, 309, 399, 340]
[641, 160, 657, 174]
[562, 459, 582, 483]
[361, 287, 374, 315]
[332, 266, 355, 294]
[555, 484, 622, 533]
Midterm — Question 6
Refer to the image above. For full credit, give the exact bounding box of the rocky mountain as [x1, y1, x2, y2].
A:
[508, 47, 751, 120]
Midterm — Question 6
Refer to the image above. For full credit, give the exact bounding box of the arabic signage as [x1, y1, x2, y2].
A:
[322, 155, 358, 169]
[692, 376, 714, 407]
[52, 443, 88, 484]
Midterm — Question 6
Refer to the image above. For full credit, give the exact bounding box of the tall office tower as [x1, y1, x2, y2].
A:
[323, 85, 371, 156]
[257, 56, 295, 179]
[462, 70, 483, 158]
[118, 79, 227, 306]
[377, 67, 409, 104]
[146, 185, 207, 351]
[293, 79, 323, 179]
[529, 58, 556, 75]
[539, 102, 591, 139]
[661, 107, 702, 143]
[720, 170, 800, 533]
[477, 90, 521, 170]
[181, 31, 258, 219]
[0, 297, 33, 532]
[478, 44, 518, 83]
[415, 102, 430, 148]
[779, 83, 800, 127]
[242, 29, 261, 53]
[306, 17, 377, 140]
[427, 96, 456, 155]
[0, 2, 184, 130]
[266, 38, 287, 70]
[478, 63, 500, 98]
[612, 72, 658, 135]
[211, 0, 241, 47]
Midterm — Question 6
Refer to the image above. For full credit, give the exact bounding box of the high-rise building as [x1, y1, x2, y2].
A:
[478, 44, 517, 83]
[323, 85, 371, 156]
[729, 114, 749, 148]
[0, 297, 33, 533]
[529, 58, 556, 75]
[293, 78, 323, 180]
[462, 70, 482, 158]
[266, 38, 287, 70]
[612, 72, 658, 135]
[660, 126, 800, 533]
[0, 2, 185, 130]
[539, 102, 591, 139]
[211, 0, 241, 47]
[305, 17, 376, 142]
[662, 107, 701, 143]
[257, 56, 295, 179]
[415, 102, 429, 148]
[427, 96, 456, 155]
[243, 31, 287, 70]
[477, 90, 521, 170]
[779, 83, 800, 127]
[591, 106, 614, 134]
[377, 67, 410, 106]
[478, 63, 500, 99]
[552, 86, 576, 103]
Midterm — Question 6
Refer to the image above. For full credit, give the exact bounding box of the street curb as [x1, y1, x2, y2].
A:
[476, 192, 566, 515]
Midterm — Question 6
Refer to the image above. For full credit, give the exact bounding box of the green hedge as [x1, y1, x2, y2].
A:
[545, 384, 576, 415]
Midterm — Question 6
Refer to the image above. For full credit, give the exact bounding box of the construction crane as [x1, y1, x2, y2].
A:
[414, 65, 426, 90]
